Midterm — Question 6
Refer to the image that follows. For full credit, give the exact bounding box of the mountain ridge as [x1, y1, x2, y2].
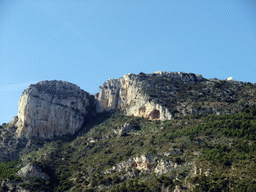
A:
[0, 71, 256, 192]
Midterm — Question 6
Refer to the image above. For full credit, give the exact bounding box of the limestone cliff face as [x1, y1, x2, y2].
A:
[95, 71, 203, 121]
[14, 71, 203, 138]
[95, 73, 172, 120]
[16, 80, 90, 138]
[95, 74, 141, 112]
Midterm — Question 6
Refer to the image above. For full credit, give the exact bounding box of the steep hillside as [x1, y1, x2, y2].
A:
[0, 71, 256, 192]
[139, 72, 256, 116]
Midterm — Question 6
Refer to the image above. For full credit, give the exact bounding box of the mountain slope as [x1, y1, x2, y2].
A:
[0, 71, 256, 192]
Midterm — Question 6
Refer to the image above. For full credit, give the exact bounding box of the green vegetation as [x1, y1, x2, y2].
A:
[1, 74, 256, 191]
[139, 75, 256, 118]
[0, 160, 21, 180]
[11, 107, 255, 191]
[110, 176, 174, 192]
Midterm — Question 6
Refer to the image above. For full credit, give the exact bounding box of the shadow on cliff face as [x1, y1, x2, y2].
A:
[71, 94, 113, 139]
[47, 95, 113, 142]
[13, 95, 112, 144]
[74, 111, 113, 138]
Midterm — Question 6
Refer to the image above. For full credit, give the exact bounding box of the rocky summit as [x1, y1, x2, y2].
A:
[94, 73, 173, 121]
[95, 72, 203, 121]
[15, 80, 91, 138]
[11, 71, 256, 139]
[13, 71, 205, 139]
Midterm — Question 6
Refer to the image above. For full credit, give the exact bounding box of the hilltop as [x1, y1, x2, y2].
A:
[0, 71, 256, 192]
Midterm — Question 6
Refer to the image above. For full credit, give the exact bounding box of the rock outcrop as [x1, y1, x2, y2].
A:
[13, 71, 204, 138]
[95, 73, 172, 120]
[153, 71, 203, 82]
[104, 155, 154, 174]
[15, 80, 91, 138]
[16, 162, 50, 180]
[0, 179, 30, 192]
[105, 155, 182, 175]
[8, 116, 18, 128]
[95, 74, 141, 113]
[113, 122, 134, 136]
[95, 72, 203, 121]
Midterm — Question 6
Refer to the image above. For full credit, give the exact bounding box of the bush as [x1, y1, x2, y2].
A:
[174, 157, 183, 165]
[0, 160, 21, 180]
[125, 148, 133, 157]
[112, 174, 120, 184]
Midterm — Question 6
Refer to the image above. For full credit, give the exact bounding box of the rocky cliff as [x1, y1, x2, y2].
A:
[12, 71, 248, 139]
[95, 73, 171, 120]
[11, 71, 205, 138]
[15, 80, 91, 138]
[95, 74, 140, 113]
[95, 71, 203, 121]
[1, 71, 256, 192]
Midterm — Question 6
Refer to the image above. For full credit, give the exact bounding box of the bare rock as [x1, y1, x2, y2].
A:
[8, 116, 18, 128]
[105, 155, 177, 175]
[95, 74, 140, 113]
[192, 166, 211, 177]
[16, 162, 50, 180]
[0, 180, 14, 192]
[113, 122, 134, 136]
[95, 72, 203, 121]
[0, 179, 30, 192]
[105, 155, 154, 174]
[154, 159, 177, 175]
[16, 80, 90, 138]
[125, 95, 173, 121]
[95, 74, 173, 121]
[174, 185, 183, 192]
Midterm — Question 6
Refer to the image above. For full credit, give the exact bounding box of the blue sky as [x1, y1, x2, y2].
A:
[0, 0, 256, 124]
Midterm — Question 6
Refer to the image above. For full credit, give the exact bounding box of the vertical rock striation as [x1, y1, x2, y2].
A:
[95, 72, 203, 121]
[16, 80, 90, 138]
[13, 71, 203, 139]
[95, 74, 141, 112]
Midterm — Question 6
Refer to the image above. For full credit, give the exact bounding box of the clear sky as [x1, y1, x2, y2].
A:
[0, 0, 256, 124]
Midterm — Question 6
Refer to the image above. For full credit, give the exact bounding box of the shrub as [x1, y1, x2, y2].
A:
[174, 157, 183, 165]
[112, 174, 120, 184]
[125, 148, 133, 157]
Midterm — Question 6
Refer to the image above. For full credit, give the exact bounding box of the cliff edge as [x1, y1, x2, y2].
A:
[15, 80, 91, 138]
[95, 71, 203, 120]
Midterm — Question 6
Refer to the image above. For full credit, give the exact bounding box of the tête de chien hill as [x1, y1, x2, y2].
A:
[0, 71, 256, 192]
